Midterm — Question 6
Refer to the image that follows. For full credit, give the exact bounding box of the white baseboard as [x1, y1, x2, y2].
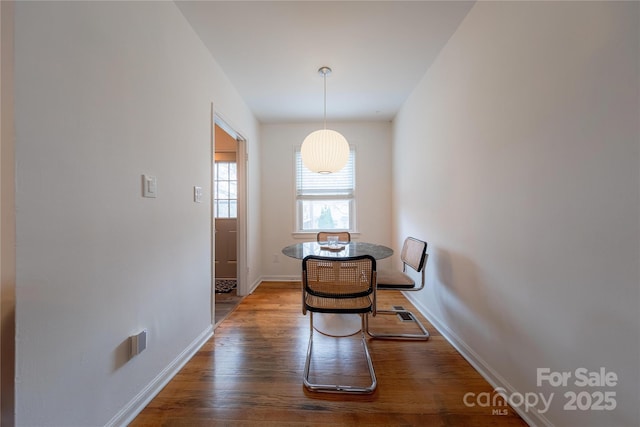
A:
[259, 275, 300, 283]
[403, 292, 552, 427]
[106, 325, 214, 427]
[249, 277, 263, 293]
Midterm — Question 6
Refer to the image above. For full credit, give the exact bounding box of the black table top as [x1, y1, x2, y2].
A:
[282, 241, 393, 260]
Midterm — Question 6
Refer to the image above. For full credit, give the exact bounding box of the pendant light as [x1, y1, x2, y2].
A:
[301, 67, 350, 174]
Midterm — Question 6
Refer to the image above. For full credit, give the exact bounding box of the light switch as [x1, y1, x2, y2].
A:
[194, 186, 203, 203]
[142, 174, 157, 198]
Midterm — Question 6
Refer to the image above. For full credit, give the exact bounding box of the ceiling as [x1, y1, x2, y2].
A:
[176, 1, 475, 123]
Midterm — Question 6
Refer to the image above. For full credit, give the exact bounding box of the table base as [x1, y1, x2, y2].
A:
[313, 313, 362, 337]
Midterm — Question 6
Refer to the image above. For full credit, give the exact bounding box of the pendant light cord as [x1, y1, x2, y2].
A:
[317, 66, 332, 129]
[323, 71, 327, 130]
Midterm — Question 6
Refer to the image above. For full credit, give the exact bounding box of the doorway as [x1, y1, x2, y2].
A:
[213, 117, 246, 326]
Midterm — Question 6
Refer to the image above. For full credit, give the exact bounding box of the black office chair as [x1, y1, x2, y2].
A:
[302, 254, 377, 394]
[365, 237, 429, 340]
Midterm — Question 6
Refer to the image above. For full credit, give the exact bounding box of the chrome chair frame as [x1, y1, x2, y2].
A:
[365, 237, 430, 340]
[302, 255, 377, 394]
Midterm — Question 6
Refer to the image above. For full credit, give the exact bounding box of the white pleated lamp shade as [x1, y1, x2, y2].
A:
[300, 129, 350, 174]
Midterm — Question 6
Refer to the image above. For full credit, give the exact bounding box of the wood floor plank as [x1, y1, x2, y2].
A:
[131, 282, 528, 426]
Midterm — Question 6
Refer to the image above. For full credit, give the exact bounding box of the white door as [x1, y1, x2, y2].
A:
[215, 218, 237, 279]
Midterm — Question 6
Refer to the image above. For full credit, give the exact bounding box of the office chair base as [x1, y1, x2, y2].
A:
[365, 309, 430, 340]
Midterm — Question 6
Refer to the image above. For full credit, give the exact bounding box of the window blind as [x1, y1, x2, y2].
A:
[295, 149, 355, 197]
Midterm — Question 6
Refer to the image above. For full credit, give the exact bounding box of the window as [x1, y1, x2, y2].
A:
[295, 148, 355, 232]
[214, 161, 237, 218]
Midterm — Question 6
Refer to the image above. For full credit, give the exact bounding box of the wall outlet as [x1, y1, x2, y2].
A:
[130, 329, 148, 357]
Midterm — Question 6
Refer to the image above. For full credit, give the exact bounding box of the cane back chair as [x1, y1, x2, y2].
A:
[316, 231, 351, 243]
[365, 237, 429, 340]
[302, 254, 377, 394]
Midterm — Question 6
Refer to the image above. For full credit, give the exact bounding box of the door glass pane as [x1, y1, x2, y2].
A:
[229, 163, 237, 180]
[218, 181, 229, 199]
[218, 163, 229, 180]
[218, 200, 229, 218]
[229, 181, 237, 199]
[214, 161, 237, 219]
[230, 200, 237, 218]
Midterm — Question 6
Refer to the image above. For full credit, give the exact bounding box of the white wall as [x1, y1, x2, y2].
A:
[393, 2, 639, 426]
[12, 1, 258, 425]
[260, 122, 393, 279]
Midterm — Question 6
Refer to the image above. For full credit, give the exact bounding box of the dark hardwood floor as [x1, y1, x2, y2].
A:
[131, 282, 527, 426]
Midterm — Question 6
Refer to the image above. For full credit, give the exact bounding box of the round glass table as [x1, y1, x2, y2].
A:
[283, 241, 393, 336]
[282, 241, 393, 260]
